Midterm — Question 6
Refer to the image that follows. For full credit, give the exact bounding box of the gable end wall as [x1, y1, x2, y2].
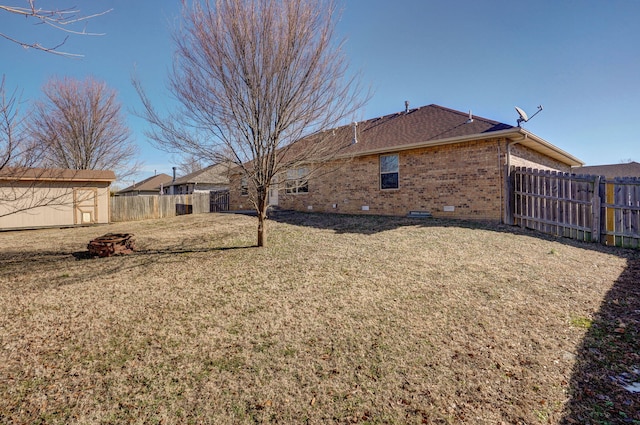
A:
[509, 144, 572, 172]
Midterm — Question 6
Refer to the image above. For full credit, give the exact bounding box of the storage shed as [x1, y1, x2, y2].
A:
[0, 167, 116, 230]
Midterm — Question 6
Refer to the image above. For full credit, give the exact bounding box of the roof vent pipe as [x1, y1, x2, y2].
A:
[466, 110, 474, 123]
[172, 166, 177, 182]
[352, 121, 358, 144]
[405, 100, 410, 113]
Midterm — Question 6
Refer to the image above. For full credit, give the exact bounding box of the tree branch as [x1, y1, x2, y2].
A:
[0, 2, 112, 56]
[135, 0, 370, 246]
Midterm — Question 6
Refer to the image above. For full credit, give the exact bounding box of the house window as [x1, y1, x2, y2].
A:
[285, 168, 309, 194]
[240, 177, 248, 196]
[380, 154, 399, 189]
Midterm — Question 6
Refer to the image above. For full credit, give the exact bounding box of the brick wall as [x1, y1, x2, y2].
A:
[277, 139, 507, 221]
[509, 144, 572, 172]
[228, 138, 573, 222]
[229, 173, 250, 211]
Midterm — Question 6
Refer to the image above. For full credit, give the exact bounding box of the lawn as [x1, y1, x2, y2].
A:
[0, 212, 638, 424]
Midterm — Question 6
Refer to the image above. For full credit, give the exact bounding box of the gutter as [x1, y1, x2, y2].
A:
[0, 176, 116, 183]
[334, 128, 522, 159]
[512, 128, 583, 167]
[334, 127, 583, 168]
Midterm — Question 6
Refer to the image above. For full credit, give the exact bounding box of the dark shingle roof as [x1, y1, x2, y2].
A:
[234, 104, 582, 171]
[169, 163, 230, 186]
[118, 173, 173, 194]
[577, 162, 640, 179]
[321, 104, 514, 156]
[326, 104, 581, 166]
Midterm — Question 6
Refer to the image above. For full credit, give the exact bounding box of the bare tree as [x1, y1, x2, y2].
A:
[177, 154, 205, 175]
[135, 0, 367, 247]
[1, 76, 23, 170]
[0, 1, 111, 57]
[0, 76, 73, 219]
[28, 76, 139, 180]
[0, 76, 43, 169]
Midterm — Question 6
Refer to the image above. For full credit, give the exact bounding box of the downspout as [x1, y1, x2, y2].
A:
[497, 142, 502, 223]
[504, 132, 528, 225]
[171, 166, 177, 195]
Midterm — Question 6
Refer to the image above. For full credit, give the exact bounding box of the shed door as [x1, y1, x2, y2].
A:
[74, 188, 98, 224]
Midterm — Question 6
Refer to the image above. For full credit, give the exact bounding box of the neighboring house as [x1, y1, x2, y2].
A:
[0, 167, 115, 230]
[167, 163, 230, 195]
[576, 161, 640, 179]
[116, 173, 173, 196]
[229, 104, 583, 222]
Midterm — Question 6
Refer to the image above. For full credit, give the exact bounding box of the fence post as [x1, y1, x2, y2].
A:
[592, 175, 600, 243]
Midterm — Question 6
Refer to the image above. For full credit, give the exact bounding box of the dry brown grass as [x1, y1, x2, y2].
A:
[0, 212, 637, 424]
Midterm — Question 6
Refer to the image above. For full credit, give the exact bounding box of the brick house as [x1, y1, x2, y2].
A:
[166, 163, 230, 195]
[229, 104, 583, 222]
[116, 173, 173, 196]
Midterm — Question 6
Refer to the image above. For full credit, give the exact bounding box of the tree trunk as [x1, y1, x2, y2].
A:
[257, 213, 266, 247]
[256, 188, 268, 247]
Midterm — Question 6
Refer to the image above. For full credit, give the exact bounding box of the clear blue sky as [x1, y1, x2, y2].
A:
[2, 0, 639, 185]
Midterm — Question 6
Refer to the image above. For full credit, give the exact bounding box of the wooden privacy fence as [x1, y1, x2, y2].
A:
[508, 167, 640, 248]
[601, 177, 640, 248]
[111, 193, 214, 222]
[210, 190, 229, 212]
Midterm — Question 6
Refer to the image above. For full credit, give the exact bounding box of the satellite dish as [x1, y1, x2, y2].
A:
[515, 105, 543, 127]
[515, 107, 528, 123]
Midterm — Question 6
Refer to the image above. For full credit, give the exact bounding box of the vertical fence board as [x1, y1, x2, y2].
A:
[614, 184, 623, 246]
[511, 167, 595, 242]
[210, 190, 230, 212]
[631, 185, 640, 248]
[110, 192, 223, 222]
[592, 176, 600, 243]
[511, 167, 640, 247]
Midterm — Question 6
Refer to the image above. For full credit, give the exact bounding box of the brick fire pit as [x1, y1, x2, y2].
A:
[87, 233, 136, 257]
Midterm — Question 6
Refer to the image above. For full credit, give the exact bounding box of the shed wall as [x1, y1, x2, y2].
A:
[0, 182, 111, 229]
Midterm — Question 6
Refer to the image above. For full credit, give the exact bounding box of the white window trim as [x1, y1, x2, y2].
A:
[240, 177, 249, 196]
[285, 167, 309, 195]
[380, 154, 399, 190]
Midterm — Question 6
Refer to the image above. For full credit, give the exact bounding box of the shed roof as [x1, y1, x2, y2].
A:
[0, 167, 116, 183]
